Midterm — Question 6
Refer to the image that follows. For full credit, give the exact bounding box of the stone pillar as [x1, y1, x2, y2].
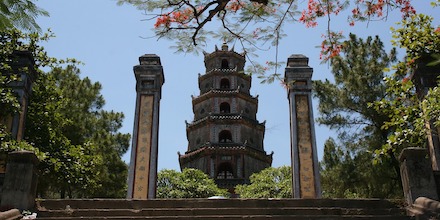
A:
[1, 51, 38, 141]
[400, 147, 438, 205]
[284, 54, 321, 198]
[127, 54, 164, 199]
[1, 151, 39, 210]
[411, 56, 440, 171]
[0, 51, 37, 191]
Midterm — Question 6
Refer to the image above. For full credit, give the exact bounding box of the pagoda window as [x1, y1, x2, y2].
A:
[221, 59, 229, 69]
[220, 78, 230, 89]
[216, 162, 234, 179]
[220, 102, 230, 113]
[219, 130, 232, 143]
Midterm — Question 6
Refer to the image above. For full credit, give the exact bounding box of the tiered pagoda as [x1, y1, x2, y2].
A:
[178, 43, 273, 192]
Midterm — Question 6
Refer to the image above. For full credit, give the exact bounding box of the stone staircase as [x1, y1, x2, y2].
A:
[35, 198, 414, 219]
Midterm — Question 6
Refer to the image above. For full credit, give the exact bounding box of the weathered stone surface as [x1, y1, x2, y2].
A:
[35, 198, 412, 219]
[0, 151, 39, 211]
[400, 148, 439, 205]
[407, 197, 440, 219]
[0, 209, 22, 220]
[284, 54, 321, 198]
[127, 54, 164, 199]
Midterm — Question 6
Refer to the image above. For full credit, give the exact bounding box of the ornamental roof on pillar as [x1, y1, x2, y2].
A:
[10, 50, 38, 83]
[287, 54, 309, 67]
[134, 54, 165, 86]
[139, 54, 162, 65]
[284, 54, 313, 82]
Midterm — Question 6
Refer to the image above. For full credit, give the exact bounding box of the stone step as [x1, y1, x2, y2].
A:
[37, 207, 407, 218]
[34, 215, 413, 220]
[36, 198, 412, 220]
[36, 198, 406, 210]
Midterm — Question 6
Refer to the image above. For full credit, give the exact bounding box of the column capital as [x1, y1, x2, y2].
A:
[134, 54, 165, 95]
[284, 54, 313, 92]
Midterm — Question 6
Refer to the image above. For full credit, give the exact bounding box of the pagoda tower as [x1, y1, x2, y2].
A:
[179, 43, 273, 192]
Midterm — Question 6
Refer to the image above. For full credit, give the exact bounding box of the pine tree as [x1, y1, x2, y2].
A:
[315, 33, 402, 198]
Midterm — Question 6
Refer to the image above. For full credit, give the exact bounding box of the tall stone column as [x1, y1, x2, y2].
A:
[0, 51, 37, 190]
[127, 54, 164, 199]
[285, 54, 321, 198]
[1, 51, 38, 141]
[411, 56, 440, 171]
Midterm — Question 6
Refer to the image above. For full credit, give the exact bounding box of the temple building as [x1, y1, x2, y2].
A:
[178, 43, 273, 192]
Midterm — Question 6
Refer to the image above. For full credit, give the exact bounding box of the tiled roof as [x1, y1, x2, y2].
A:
[178, 143, 273, 163]
[192, 87, 257, 104]
[187, 114, 242, 127]
[187, 113, 265, 128]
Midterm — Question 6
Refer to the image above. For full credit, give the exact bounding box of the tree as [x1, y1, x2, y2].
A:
[117, 0, 420, 70]
[320, 138, 402, 198]
[0, 28, 129, 198]
[314, 33, 403, 198]
[235, 166, 291, 198]
[25, 65, 130, 198]
[0, 29, 59, 157]
[373, 14, 440, 156]
[157, 168, 228, 198]
[0, 0, 48, 31]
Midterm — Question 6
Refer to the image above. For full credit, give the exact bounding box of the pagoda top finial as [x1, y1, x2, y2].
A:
[204, 42, 245, 60]
[221, 42, 228, 51]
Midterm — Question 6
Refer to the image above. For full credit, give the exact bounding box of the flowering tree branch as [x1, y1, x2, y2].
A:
[118, 0, 420, 79]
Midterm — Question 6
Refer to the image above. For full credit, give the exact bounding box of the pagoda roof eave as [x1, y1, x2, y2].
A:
[198, 69, 250, 81]
[186, 114, 265, 130]
[178, 144, 273, 165]
[192, 89, 257, 105]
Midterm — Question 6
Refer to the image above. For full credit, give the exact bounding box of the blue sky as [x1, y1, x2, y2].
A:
[35, 1, 438, 171]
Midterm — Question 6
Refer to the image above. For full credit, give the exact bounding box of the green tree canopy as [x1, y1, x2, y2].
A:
[157, 168, 228, 198]
[0, 0, 48, 31]
[25, 65, 130, 198]
[235, 166, 292, 198]
[0, 29, 130, 198]
[373, 14, 440, 156]
[0, 29, 61, 156]
[314, 33, 402, 198]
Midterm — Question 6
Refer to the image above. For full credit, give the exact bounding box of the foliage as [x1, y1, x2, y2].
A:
[320, 138, 402, 198]
[25, 65, 130, 198]
[315, 33, 402, 198]
[373, 14, 440, 156]
[0, 29, 60, 156]
[117, 0, 416, 51]
[117, 0, 421, 78]
[0, 29, 129, 198]
[157, 168, 228, 198]
[0, 129, 44, 159]
[0, 0, 48, 31]
[391, 14, 440, 66]
[235, 166, 291, 198]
